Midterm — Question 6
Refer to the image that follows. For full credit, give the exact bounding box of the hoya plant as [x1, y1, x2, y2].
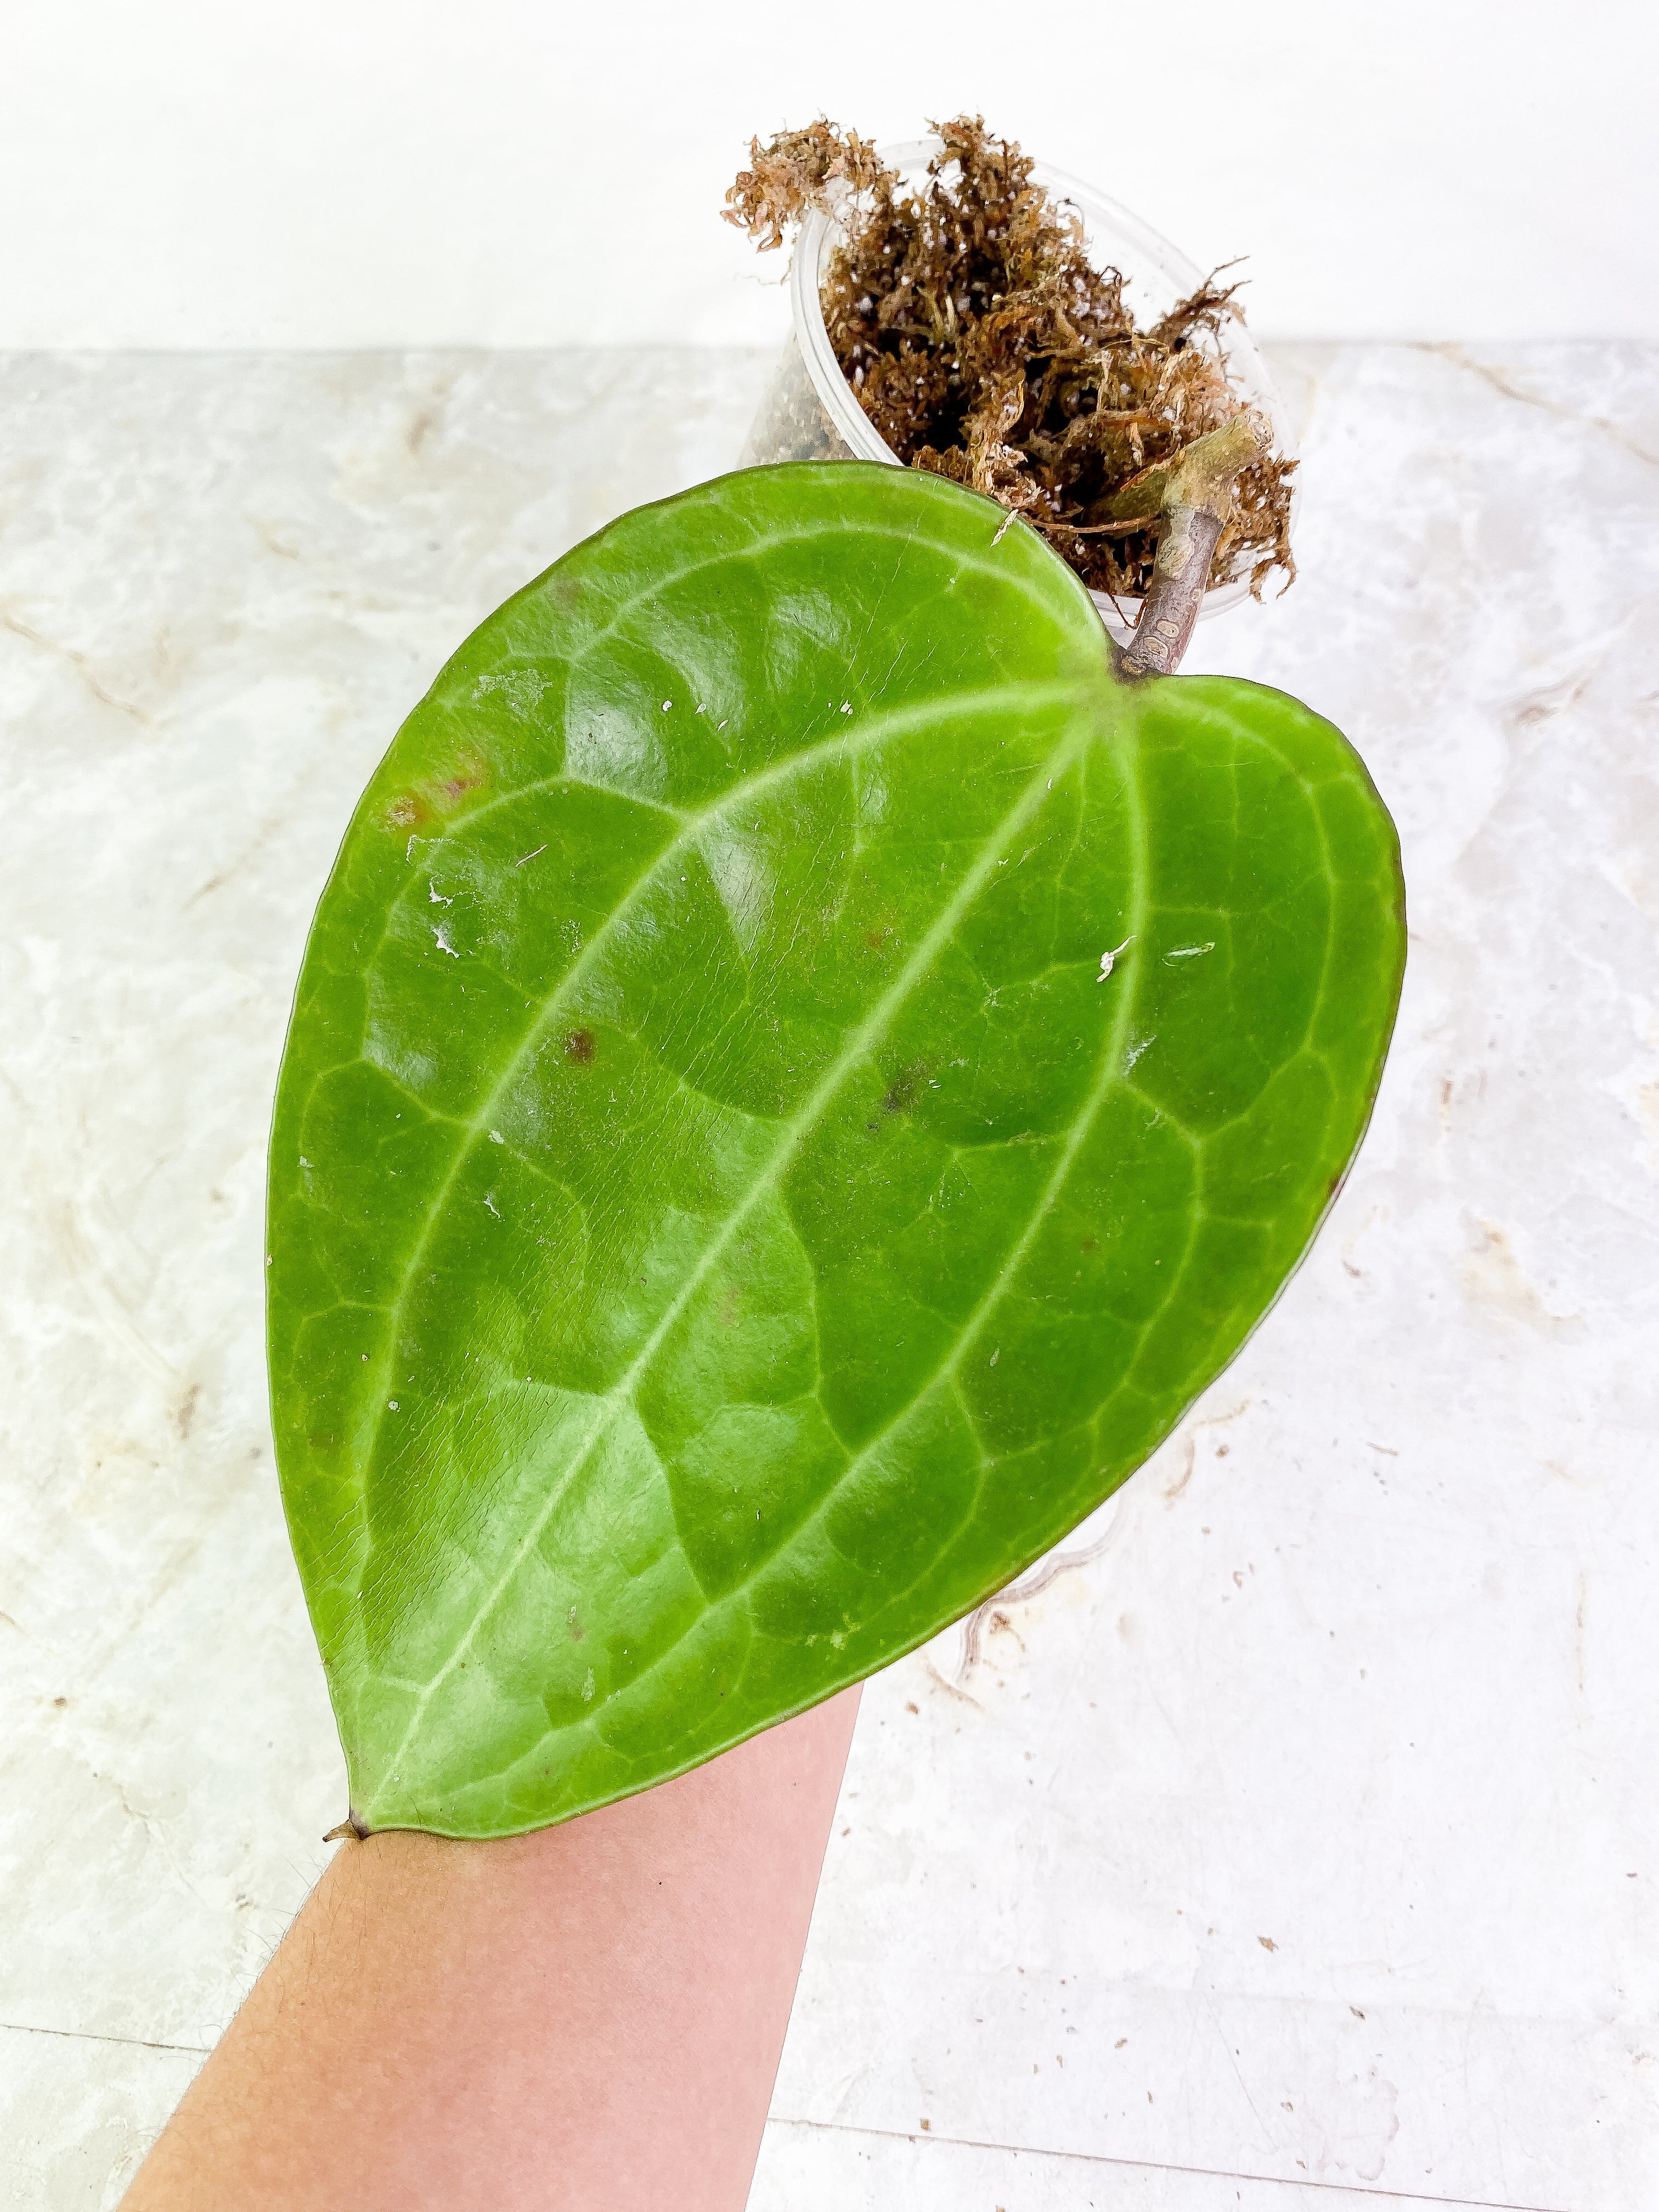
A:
[267, 134, 1403, 1844]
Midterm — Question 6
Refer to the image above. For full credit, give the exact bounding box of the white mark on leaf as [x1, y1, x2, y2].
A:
[514, 844, 546, 867]
[990, 1347, 1000, 1367]
[476, 669, 546, 715]
[1098, 934, 1135, 981]
[428, 881, 452, 905]
[432, 926, 458, 957]
[489, 1130, 505, 1144]
[582, 1668, 596, 1701]
[1126, 1032, 1155, 1070]
[1165, 942, 1215, 962]
[484, 1193, 501, 1218]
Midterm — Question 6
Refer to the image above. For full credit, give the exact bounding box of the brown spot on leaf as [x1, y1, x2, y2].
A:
[383, 753, 491, 834]
[1080, 1235, 1098, 1252]
[565, 1029, 595, 1065]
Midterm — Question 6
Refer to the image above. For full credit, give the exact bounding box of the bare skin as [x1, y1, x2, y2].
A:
[123, 1687, 861, 2210]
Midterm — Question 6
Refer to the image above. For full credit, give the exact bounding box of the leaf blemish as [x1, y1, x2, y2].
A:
[388, 757, 488, 832]
[564, 1028, 595, 1065]
[1097, 934, 1134, 981]
[881, 1059, 929, 1115]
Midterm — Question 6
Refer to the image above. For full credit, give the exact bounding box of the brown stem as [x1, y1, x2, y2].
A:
[1115, 409, 1272, 676]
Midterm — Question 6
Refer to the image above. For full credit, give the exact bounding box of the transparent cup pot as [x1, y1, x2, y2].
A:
[740, 138, 1295, 644]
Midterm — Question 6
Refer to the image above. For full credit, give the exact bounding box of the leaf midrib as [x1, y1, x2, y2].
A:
[406, 726, 1158, 1814]
[345, 679, 1084, 1485]
[364, 706, 1097, 1805]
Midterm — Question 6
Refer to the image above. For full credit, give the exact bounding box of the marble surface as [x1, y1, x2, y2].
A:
[1, 344, 1655, 2210]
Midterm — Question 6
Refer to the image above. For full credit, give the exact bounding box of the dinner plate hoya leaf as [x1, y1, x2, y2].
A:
[268, 461, 1404, 1838]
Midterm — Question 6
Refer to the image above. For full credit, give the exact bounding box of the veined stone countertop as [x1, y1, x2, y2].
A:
[2, 346, 1656, 2211]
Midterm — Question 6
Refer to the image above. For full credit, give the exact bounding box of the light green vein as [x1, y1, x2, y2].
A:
[347, 678, 1082, 1465]
[499, 720, 1154, 1758]
[365, 706, 1094, 1810]
[509, 501, 1093, 692]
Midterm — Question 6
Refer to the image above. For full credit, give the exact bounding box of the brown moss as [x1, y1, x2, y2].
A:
[725, 115, 1296, 602]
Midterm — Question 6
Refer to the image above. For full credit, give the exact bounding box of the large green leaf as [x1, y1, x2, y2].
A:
[268, 462, 1403, 1838]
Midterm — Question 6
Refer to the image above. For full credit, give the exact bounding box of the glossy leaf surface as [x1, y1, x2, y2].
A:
[268, 463, 1404, 1837]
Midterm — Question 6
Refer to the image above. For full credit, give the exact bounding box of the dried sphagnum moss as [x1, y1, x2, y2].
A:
[726, 116, 1296, 602]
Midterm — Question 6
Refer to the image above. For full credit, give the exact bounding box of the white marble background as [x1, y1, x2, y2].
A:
[1, 345, 1655, 2210]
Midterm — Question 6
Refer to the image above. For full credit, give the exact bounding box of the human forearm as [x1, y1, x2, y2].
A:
[124, 1687, 860, 2210]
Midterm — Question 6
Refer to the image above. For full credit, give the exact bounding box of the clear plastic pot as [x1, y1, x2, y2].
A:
[740, 138, 1296, 642]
